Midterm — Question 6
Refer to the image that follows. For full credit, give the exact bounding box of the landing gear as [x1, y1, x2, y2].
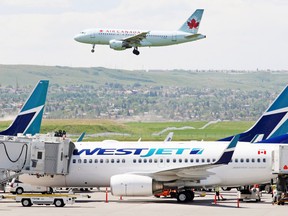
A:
[177, 190, 194, 203]
[91, 44, 95, 53]
[133, 47, 140, 55]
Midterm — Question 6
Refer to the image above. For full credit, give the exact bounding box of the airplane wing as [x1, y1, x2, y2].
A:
[122, 32, 149, 45]
[136, 135, 239, 181]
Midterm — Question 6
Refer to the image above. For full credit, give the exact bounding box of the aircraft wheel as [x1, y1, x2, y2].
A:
[91, 49, 95, 53]
[133, 48, 140, 55]
[177, 191, 191, 203]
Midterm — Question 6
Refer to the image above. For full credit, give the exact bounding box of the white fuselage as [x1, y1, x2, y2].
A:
[21, 141, 277, 188]
[74, 28, 205, 48]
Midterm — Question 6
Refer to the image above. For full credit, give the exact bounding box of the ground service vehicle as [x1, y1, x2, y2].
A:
[15, 194, 76, 207]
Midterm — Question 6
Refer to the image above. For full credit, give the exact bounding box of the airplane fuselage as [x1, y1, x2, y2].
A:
[21, 141, 277, 188]
[74, 28, 206, 48]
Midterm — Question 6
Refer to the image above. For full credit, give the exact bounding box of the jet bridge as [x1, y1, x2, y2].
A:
[0, 134, 75, 183]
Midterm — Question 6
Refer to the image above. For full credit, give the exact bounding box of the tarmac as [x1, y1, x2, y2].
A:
[0, 189, 286, 216]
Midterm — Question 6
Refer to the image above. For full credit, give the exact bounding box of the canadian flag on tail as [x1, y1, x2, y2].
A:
[258, 149, 267, 155]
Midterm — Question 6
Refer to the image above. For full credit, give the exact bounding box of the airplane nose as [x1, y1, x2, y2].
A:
[74, 34, 82, 42]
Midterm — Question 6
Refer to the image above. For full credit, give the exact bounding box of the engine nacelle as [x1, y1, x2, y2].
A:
[110, 174, 163, 196]
[109, 39, 127, 50]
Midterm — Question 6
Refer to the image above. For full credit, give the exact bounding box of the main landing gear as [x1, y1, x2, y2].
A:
[133, 47, 140, 55]
[91, 44, 95, 53]
[176, 190, 195, 203]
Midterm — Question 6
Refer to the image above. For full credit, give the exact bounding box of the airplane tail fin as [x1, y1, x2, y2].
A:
[0, 80, 49, 136]
[219, 85, 288, 142]
[178, 9, 204, 34]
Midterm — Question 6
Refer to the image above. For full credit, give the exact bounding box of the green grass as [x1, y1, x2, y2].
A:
[0, 119, 253, 142]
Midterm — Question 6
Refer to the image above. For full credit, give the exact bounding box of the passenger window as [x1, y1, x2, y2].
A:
[190, 159, 194, 163]
[143, 159, 147, 163]
[160, 159, 163, 163]
[122, 159, 125, 163]
[246, 159, 250, 163]
[173, 159, 177, 163]
[72, 159, 76, 163]
[138, 159, 142, 163]
[111, 159, 115, 163]
[100, 159, 103, 163]
[149, 159, 153, 163]
[179, 159, 182, 163]
[94, 159, 98, 163]
[116, 159, 120, 163]
[207, 159, 210, 163]
[184, 159, 188, 163]
[212, 159, 216, 162]
[240, 159, 244, 163]
[89, 159, 93, 163]
[235, 158, 238, 163]
[257, 158, 261, 163]
[133, 159, 136, 163]
[83, 159, 87, 163]
[105, 159, 109, 163]
[78, 159, 82, 163]
[263, 158, 266, 163]
[154, 159, 158, 163]
[166, 159, 170, 163]
[252, 158, 255, 163]
[202, 159, 205, 163]
[196, 159, 199, 163]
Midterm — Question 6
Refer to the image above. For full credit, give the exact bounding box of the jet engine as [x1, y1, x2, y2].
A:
[109, 39, 130, 50]
[110, 174, 163, 196]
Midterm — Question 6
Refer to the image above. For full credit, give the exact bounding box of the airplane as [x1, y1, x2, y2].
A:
[74, 9, 206, 55]
[0, 80, 49, 136]
[20, 85, 288, 203]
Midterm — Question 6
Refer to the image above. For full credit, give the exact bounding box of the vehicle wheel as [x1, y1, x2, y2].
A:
[47, 187, 53, 194]
[21, 199, 32, 207]
[16, 187, 24, 194]
[54, 199, 65, 207]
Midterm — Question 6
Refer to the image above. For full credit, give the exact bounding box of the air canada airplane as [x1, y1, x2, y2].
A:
[20, 85, 288, 203]
[0, 80, 48, 136]
[74, 9, 206, 55]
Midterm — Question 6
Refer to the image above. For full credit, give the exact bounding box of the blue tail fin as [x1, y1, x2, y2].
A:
[0, 80, 49, 136]
[219, 85, 288, 142]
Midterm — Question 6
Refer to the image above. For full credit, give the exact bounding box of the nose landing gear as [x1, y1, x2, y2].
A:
[91, 44, 95, 53]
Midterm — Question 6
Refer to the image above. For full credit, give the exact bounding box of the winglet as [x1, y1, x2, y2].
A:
[0, 80, 49, 136]
[215, 135, 239, 165]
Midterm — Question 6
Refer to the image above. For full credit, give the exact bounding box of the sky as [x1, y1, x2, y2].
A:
[0, 0, 288, 71]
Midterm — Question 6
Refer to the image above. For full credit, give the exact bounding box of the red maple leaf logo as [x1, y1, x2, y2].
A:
[187, 19, 199, 29]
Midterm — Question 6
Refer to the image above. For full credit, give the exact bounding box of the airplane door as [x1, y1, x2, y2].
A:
[172, 34, 177, 42]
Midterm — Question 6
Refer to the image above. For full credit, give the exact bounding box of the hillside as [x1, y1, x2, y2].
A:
[1, 65, 288, 121]
[1, 64, 288, 90]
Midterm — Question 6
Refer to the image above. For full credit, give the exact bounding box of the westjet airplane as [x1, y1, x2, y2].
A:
[0, 80, 49, 136]
[20, 85, 288, 203]
[74, 9, 205, 55]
